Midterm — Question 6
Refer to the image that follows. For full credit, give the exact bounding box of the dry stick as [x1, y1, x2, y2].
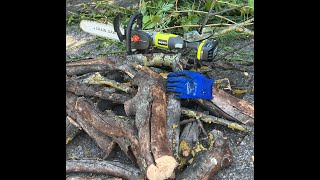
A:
[66, 176, 121, 180]
[212, 18, 254, 38]
[181, 107, 250, 132]
[66, 77, 130, 104]
[66, 116, 81, 144]
[66, 57, 136, 77]
[195, 117, 208, 137]
[199, 0, 217, 32]
[81, 72, 137, 94]
[176, 130, 233, 180]
[66, 160, 143, 180]
[179, 118, 196, 125]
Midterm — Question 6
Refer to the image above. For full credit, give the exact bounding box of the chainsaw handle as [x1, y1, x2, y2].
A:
[113, 14, 126, 42]
[126, 12, 143, 54]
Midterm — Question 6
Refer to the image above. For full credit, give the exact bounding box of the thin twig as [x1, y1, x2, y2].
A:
[215, 14, 236, 24]
[180, 118, 196, 125]
[200, 0, 217, 32]
[212, 39, 254, 63]
[210, 4, 247, 16]
[159, 23, 231, 31]
[195, 117, 208, 138]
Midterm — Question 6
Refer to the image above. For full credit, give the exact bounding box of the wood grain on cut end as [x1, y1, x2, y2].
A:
[146, 155, 178, 180]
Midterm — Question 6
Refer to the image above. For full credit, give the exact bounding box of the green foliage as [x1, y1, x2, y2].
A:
[248, 0, 254, 14]
[66, 0, 253, 56]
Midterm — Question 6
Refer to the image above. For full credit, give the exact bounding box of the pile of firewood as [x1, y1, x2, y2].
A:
[66, 53, 254, 180]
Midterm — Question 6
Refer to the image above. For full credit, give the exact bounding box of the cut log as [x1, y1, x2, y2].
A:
[176, 130, 233, 180]
[66, 160, 143, 180]
[166, 93, 181, 159]
[124, 66, 178, 180]
[66, 116, 81, 144]
[181, 107, 250, 132]
[211, 85, 254, 126]
[66, 92, 146, 170]
[66, 77, 130, 104]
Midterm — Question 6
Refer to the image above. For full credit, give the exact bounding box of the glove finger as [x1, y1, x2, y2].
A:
[167, 83, 186, 90]
[167, 77, 191, 83]
[167, 86, 184, 93]
[167, 71, 187, 77]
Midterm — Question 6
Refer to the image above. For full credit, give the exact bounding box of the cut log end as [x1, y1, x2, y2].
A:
[146, 155, 178, 180]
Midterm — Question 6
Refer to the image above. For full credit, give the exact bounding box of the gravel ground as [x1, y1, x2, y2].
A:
[66, 1, 254, 179]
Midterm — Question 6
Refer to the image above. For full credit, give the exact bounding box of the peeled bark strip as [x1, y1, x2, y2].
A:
[66, 92, 146, 170]
[181, 107, 250, 132]
[211, 85, 254, 126]
[66, 77, 130, 104]
[176, 130, 233, 180]
[66, 160, 143, 180]
[179, 122, 200, 157]
[66, 116, 81, 144]
[166, 93, 181, 159]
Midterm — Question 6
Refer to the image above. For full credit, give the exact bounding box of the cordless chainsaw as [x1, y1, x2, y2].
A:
[80, 12, 218, 62]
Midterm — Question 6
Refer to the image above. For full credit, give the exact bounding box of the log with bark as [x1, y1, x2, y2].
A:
[211, 84, 254, 126]
[124, 65, 178, 180]
[66, 160, 143, 180]
[66, 53, 187, 77]
[176, 130, 233, 180]
[66, 77, 130, 104]
[66, 92, 146, 170]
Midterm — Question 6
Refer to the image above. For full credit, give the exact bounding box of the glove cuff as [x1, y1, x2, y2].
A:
[201, 78, 214, 100]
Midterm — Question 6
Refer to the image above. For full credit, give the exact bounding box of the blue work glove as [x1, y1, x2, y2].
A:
[166, 70, 214, 100]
